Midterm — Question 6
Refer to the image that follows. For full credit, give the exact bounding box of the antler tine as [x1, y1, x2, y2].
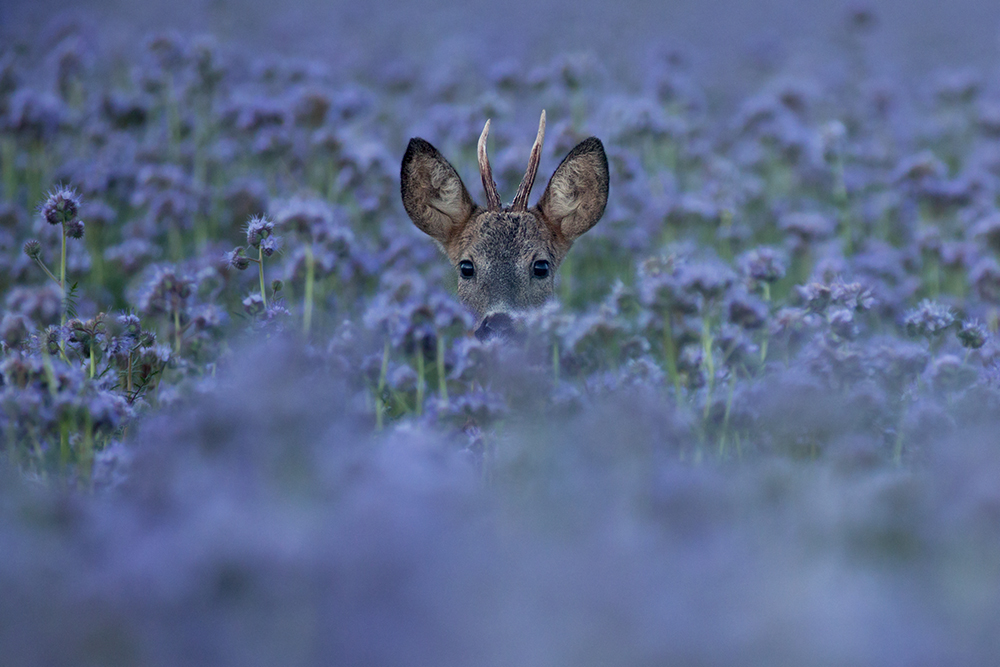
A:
[477, 119, 503, 211]
[510, 110, 546, 212]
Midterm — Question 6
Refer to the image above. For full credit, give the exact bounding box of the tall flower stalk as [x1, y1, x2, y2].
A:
[28, 187, 86, 325]
[229, 214, 282, 312]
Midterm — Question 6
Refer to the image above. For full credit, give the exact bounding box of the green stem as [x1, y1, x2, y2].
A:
[41, 347, 59, 398]
[416, 349, 425, 417]
[375, 340, 389, 431]
[718, 371, 737, 457]
[553, 340, 560, 384]
[32, 256, 61, 287]
[760, 282, 771, 364]
[89, 345, 95, 379]
[437, 334, 448, 405]
[1, 137, 15, 199]
[81, 412, 94, 483]
[893, 402, 907, 466]
[303, 244, 315, 334]
[701, 316, 716, 433]
[60, 419, 70, 466]
[60, 227, 67, 325]
[663, 312, 682, 397]
[166, 76, 183, 152]
[560, 254, 573, 303]
[174, 308, 181, 355]
[168, 225, 183, 262]
[834, 156, 851, 254]
[258, 246, 268, 309]
[701, 316, 715, 386]
[127, 351, 134, 398]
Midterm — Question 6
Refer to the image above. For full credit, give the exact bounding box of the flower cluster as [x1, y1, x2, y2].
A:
[1, 8, 1000, 664]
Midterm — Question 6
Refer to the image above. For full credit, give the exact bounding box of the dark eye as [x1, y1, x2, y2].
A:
[533, 260, 550, 278]
[459, 260, 475, 279]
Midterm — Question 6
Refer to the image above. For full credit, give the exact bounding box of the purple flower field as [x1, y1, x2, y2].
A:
[3, 2, 1000, 665]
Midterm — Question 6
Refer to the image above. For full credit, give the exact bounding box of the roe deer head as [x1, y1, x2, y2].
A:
[401, 111, 609, 340]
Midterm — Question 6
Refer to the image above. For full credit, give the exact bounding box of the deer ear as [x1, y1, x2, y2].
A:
[401, 138, 477, 245]
[535, 137, 609, 243]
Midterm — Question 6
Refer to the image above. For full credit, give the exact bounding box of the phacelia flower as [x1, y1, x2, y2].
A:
[904, 300, 955, 338]
[245, 214, 275, 248]
[957, 320, 988, 349]
[23, 239, 42, 259]
[39, 186, 81, 226]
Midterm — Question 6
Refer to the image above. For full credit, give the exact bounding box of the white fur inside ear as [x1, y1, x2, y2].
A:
[546, 179, 581, 221]
[430, 163, 467, 221]
[536, 138, 607, 242]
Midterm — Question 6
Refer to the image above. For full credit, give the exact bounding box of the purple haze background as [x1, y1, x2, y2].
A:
[3, 1, 1000, 666]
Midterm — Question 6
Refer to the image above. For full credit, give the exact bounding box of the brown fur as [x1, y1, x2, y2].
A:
[401, 125, 609, 331]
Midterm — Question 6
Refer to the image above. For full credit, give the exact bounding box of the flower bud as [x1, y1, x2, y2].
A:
[40, 187, 81, 225]
[23, 239, 42, 259]
[957, 320, 988, 349]
[242, 293, 264, 316]
[65, 219, 85, 239]
[229, 247, 250, 270]
[117, 313, 142, 335]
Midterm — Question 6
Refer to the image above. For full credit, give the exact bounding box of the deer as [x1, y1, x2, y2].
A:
[401, 111, 609, 340]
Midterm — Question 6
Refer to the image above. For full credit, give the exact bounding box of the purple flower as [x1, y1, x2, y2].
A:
[970, 258, 1000, 303]
[739, 246, 787, 284]
[957, 320, 988, 349]
[259, 235, 281, 258]
[245, 214, 276, 248]
[135, 265, 194, 316]
[970, 211, 1000, 253]
[893, 150, 947, 184]
[39, 186, 81, 226]
[726, 292, 769, 330]
[226, 247, 250, 271]
[242, 293, 264, 316]
[904, 300, 955, 338]
[779, 211, 836, 247]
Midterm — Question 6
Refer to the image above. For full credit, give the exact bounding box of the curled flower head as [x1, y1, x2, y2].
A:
[65, 218, 85, 239]
[678, 260, 736, 301]
[40, 324, 65, 356]
[39, 186, 81, 226]
[927, 354, 977, 393]
[904, 299, 955, 338]
[957, 320, 988, 349]
[227, 246, 250, 270]
[829, 280, 876, 312]
[827, 307, 858, 340]
[242, 293, 264, 316]
[259, 234, 281, 257]
[0, 313, 30, 348]
[23, 239, 42, 260]
[245, 214, 275, 248]
[136, 266, 194, 316]
[799, 282, 832, 313]
[739, 246, 786, 284]
[117, 312, 141, 336]
[727, 292, 769, 330]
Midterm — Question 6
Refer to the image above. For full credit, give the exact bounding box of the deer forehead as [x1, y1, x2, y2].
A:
[447, 211, 557, 266]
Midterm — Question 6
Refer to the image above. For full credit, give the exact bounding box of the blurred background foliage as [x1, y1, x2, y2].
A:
[2, 1, 1000, 665]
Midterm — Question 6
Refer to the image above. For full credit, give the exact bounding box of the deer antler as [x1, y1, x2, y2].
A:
[478, 119, 503, 211]
[510, 110, 546, 212]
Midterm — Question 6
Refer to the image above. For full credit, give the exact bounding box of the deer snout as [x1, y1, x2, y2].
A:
[475, 312, 516, 341]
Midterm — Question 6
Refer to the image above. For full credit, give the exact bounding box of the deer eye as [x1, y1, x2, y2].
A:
[459, 260, 475, 279]
[533, 260, 550, 278]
